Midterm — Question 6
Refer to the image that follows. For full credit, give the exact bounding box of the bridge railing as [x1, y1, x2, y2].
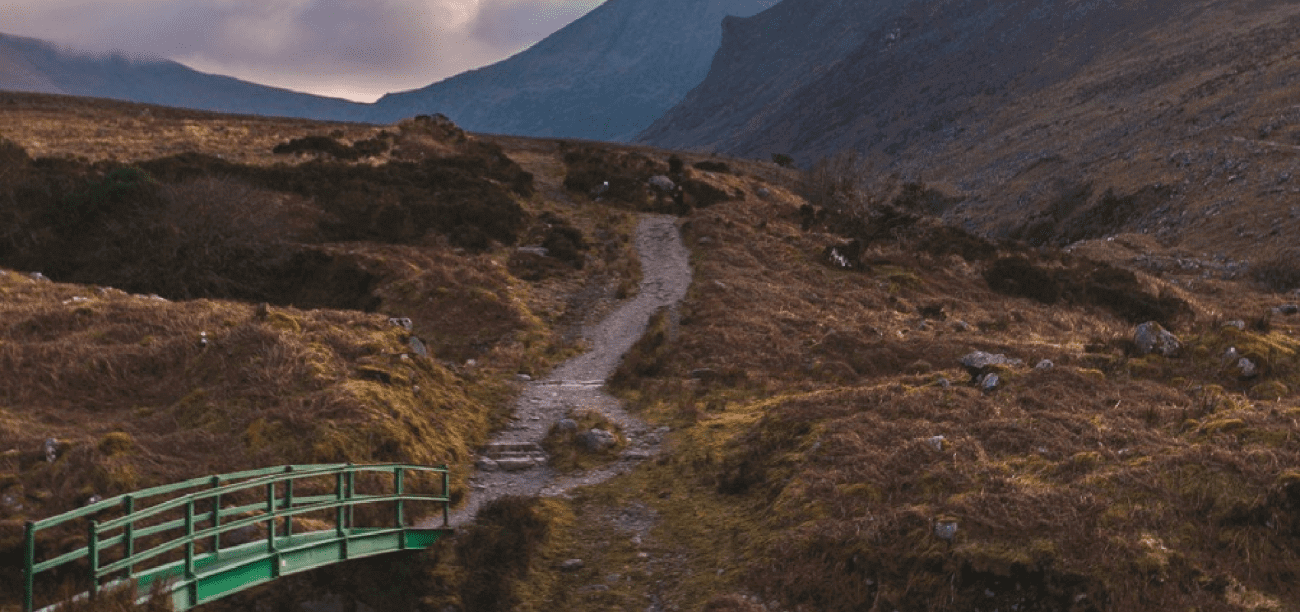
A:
[23, 463, 450, 612]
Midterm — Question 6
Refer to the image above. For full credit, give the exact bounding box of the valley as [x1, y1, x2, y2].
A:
[1, 88, 1298, 611]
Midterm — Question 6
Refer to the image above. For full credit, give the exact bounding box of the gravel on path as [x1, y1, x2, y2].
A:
[419, 214, 692, 528]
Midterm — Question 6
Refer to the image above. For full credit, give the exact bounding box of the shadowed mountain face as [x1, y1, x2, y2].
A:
[639, 0, 1300, 253]
[0, 32, 367, 120]
[364, 0, 777, 140]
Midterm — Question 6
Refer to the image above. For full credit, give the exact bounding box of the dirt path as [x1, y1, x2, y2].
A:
[423, 214, 691, 528]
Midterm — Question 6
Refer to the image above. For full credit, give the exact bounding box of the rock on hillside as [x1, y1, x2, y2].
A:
[0, 32, 366, 120]
[365, 0, 777, 141]
[640, 0, 1300, 256]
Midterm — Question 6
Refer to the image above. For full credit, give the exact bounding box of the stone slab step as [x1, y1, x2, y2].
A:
[483, 442, 544, 457]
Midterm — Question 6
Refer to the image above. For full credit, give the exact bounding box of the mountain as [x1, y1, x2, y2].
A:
[640, 0, 1300, 254]
[365, 0, 777, 140]
[0, 32, 366, 120]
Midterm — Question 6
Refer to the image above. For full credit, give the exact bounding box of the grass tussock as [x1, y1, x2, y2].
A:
[597, 182, 1300, 611]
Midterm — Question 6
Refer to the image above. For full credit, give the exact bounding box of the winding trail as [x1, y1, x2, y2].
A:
[424, 214, 692, 528]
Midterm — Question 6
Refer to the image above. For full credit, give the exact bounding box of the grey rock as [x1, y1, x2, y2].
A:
[926, 435, 946, 451]
[580, 428, 618, 452]
[43, 438, 58, 463]
[28, 272, 48, 282]
[388, 317, 413, 331]
[475, 457, 499, 472]
[689, 368, 717, 380]
[408, 336, 428, 358]
[1237, 357, 1259, 379]
[556, 418, 579, 432]
[516, 246, 549, 257]
[1225, 319, 1247, 330]
[648, 175, 676, 192]
[1035, 359, 1055, 370]
[756, 187, 772, 198]
[980, 373, 1000, 392]
[516, 373, 533, 381]
[560, 558, 585, 572]
[960, 351, 1021, 377]
[1276, 303, 1299, 315]
[934, 520, 958, 541]
[1134, 322, 1180, 356]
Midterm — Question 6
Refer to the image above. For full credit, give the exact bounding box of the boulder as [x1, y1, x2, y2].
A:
[579, 428, 618, 452]
[960, 351, 1021, 378]
[980, 373, 1000, 392]
[648, 175, 676, 192]
[1134, 322, 1180, 356]
[556, 418, 579, 432]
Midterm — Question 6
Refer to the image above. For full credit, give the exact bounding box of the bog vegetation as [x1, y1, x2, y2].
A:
[1, 92, 1299, 611]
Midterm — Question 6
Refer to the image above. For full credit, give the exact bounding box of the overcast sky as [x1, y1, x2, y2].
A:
[4, 0, 607, 102]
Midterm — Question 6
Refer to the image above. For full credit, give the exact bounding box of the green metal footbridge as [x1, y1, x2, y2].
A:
[22, 463, 451, 611]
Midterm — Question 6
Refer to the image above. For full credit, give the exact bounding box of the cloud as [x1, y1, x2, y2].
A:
[2, 0, 604, 102]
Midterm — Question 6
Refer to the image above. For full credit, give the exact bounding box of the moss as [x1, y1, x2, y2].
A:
[1248, 380, 1289, 400]
[97, 431, 134, 456]
[266, 311, 302, 333]
[1199, 418, 1247, 436]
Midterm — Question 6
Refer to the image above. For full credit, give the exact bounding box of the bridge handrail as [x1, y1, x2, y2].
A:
[23, 463, 450, 612]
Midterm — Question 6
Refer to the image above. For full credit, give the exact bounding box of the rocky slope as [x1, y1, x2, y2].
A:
[365, 0, 776, 140]
[0, 32, 366, 120]
[640, 0, 1300, 258]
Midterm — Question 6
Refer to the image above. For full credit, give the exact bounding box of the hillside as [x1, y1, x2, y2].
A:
[364, 0, 776, 140]
[0, 32, 366, 121]
[641, 0, 1300, 261]
[1, 91, 1299, 611]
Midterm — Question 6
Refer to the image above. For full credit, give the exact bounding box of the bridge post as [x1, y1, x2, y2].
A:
[266, 481, 280, 578]
[442, 468, 450, 528]
[284, 466, 295, 537]
[122, 495, 134, 577]
[23, 520, 34, 612]
[210, 476, 221, 558]
[394, 467, 405, 548]
[87, 520, 99, 600]
[184, 499, 195, 580]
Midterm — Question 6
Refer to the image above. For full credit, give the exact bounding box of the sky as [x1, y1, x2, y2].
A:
[3, 0, 607, 102]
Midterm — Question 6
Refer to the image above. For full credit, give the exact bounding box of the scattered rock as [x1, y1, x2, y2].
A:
[1237, 357, 1259, 379]
[516, 246, 549, 257]
[388, 317, 413, 331]
[980, 373, 1000, 392]
[408, 336, 428, 358]
[926, 435, 946, 451]
[28, 272, 48, 282]
[934, 520, 958, 541]
[1133, 322, 1181, 356]
[689, 368, 717, 380]
[43, 438, 58, 463]
[1276, 303, 1299, 315]
[560, 558, 585, 572]
[1035, 359, 1055, 370]
[1224, 319, 1247, 330]
[648, 175, 676, 192]
[960, 351, 1021, 379]
[516, 373, 533, 382]
[579, 428, 618, 452]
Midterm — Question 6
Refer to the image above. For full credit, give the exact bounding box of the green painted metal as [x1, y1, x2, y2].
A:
[23, 463, 451, 612]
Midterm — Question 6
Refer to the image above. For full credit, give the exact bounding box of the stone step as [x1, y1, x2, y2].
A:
[482, 442, 544, 457]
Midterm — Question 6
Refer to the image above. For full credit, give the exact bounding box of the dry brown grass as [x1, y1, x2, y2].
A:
[589, 177, 1300, 611]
